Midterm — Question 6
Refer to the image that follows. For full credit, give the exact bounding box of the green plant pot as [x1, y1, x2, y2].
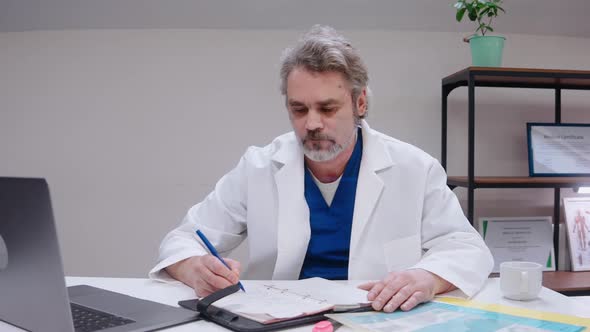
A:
[469, 35, 506, 67]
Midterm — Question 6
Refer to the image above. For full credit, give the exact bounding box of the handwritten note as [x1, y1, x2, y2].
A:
[212, 278, 370, 324]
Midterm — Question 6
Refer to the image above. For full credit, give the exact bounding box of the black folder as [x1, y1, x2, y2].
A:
[178, 283, 372, 332]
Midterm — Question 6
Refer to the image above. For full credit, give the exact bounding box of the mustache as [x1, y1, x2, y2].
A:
[302, 131, 335, 143]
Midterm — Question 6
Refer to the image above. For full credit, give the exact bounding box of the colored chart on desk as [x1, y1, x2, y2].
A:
[327, 301, 587, 332]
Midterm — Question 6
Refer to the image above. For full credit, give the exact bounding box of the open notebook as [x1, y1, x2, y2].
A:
[210, 277, 371, 324]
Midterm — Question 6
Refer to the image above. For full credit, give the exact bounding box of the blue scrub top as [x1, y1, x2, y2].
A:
[299, 128, 363, 280]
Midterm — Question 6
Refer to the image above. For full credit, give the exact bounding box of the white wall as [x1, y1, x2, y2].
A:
[1, 29, 589, 277]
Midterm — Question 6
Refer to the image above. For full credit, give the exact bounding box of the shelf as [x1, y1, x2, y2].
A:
[443, 67, 590, 91]
[542, 271, 590, 295]
[442, 67, 590, 270]
[448, 176, 590, 189]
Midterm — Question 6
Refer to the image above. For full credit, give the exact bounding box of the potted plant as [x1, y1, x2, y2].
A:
[454, 0, 506, 67]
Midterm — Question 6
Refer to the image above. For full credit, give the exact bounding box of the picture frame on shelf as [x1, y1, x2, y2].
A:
[563, 197, 590, 271]
[527, 123, 590, 177]
[477, 216, 555, 273]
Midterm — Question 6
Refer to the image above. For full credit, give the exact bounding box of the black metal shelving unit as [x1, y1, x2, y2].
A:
[441, 67, 590, 270]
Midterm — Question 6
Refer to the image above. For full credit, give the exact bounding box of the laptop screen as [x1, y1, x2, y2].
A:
[0, 177, 75, 332]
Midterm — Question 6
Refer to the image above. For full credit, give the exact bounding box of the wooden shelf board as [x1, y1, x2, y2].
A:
[489, 271, 590, 294]
[542, 271, 590, 293]
[448, 176, 590, 189]
[443, 67, 590, 90]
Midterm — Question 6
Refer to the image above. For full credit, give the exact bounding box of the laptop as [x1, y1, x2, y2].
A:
[0, 177, 199, 332]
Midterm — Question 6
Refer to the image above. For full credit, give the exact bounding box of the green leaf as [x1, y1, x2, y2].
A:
[478, 22, 487, 35]
[468, 8, 478, 21]
[456, 7, 467, 21]
[455, 0, 505, 35]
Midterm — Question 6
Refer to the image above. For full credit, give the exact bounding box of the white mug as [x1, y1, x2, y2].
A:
[500, 261, 543, 301]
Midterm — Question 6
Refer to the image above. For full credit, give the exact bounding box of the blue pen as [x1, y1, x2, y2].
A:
[195, 229, 245, 292]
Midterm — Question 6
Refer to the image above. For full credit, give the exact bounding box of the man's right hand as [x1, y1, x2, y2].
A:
[165, 255, 241, 297]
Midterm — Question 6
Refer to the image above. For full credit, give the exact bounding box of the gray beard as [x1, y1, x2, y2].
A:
[302, 126, 358, 162]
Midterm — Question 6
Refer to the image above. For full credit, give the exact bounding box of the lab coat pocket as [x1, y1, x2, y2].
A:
[383, 234, 422, 272]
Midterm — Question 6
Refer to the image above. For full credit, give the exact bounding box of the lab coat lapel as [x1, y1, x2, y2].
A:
[271, 140, 310, 279]
[350, 122, 394, 256]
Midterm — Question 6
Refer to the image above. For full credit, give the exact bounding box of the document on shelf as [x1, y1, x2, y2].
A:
[528, 124, 590, 175]
[211, 277, 371, 324]
[478, 216, 555, 272]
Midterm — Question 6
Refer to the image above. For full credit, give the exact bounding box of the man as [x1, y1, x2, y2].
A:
[150, 25, 493, 313]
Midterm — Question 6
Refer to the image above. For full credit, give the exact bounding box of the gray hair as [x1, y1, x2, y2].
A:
[279, 25, 370, 117]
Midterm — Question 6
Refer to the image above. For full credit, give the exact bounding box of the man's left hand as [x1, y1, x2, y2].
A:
[358, 269, 453, 313]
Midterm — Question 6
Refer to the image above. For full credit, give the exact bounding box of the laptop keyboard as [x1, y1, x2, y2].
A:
[70, 302, 135, 332]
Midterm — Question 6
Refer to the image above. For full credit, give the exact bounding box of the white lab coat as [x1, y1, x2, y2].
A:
[150, 121, 493, 297]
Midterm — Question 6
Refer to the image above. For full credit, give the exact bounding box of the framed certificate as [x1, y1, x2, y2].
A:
[563, 197, 590, 271]
[527, 123, 590, 176]
[478, 216, 555, 273]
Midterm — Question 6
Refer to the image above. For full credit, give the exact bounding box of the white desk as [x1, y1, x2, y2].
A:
[1, 277, 589, 331]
